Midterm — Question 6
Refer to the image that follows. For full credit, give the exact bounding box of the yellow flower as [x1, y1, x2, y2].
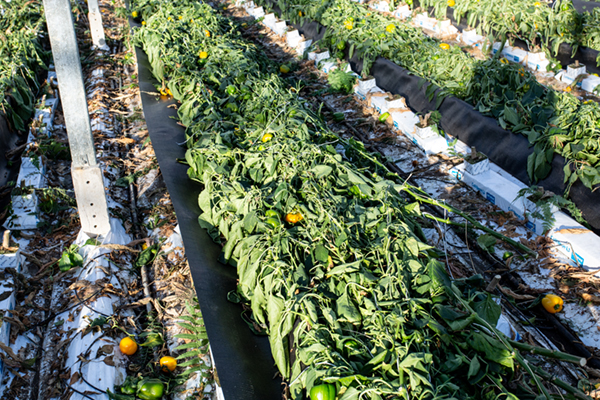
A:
[439, 43, 450, 50]
[447, 0, 455, 6]
[132, 11, 138, 18]
[190, 19, 194, 23]
[500, 58, 508, 64]
[298, 11, 303, 16]
[386, 23, 395, 33]
[199, 51, 208, 59]
[168, 17, 173, 21]
[205, 29, 211, 37]
[178, 15, 183, 20]
[141, 21, 146, 25]
[565, 86, 572, 92]
[534, 1, 541, 5]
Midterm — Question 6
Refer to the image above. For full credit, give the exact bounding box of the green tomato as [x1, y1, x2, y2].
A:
[310, 384, 336, 400]
[337, 41, 346, 50]
[226, 85, 237, 95]
[503, 251, 513, 260]
[379, 112, 390, 122]
[137, 379, 164, 400]
[266, 217, 281, 228]
[265, 210, 279, 219]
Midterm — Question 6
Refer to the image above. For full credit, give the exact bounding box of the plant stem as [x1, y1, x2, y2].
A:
[404, 187, 537, 257]
[508, 339, 586, 366]
[530, 365, 591, 400]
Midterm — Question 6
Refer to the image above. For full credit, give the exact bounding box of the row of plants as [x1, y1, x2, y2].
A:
[415, 0, 600, 62]
[131, 1, 592, 399]
[0, 0, 48, 132]
[263, 0, 600, 203]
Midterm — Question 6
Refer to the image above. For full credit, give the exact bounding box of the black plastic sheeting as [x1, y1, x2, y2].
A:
[0, 115, 23, 188]
[133, 45, 282, 399]
[0, 114, 25, 221]
[412, 0, 600, 74]
[288, 14, 600, 232]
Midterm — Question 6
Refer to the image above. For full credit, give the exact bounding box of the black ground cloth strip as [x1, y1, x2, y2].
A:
[284, 10, 600, 232]
[0, 115, 26, 216]
[134, 45, 281, 399]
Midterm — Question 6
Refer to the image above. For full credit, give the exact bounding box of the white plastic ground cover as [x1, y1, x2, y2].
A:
[0, 249, 23, 385]
[38, 218, 131, 400]
[4, 70, 59, 231]
[393, 4, 411, 19]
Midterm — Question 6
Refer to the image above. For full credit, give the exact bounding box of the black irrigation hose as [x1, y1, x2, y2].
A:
[546, 312, 600, 370]
[62, 378, 96, 400]
[26, 288, 104, 331]
[77, 332, 112, 395]
[73, 286, 113, 318]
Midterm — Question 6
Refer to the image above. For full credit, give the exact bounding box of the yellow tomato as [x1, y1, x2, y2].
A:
[160, 356, 177, 372]
[298, 11, 303, 16]
[132, 11, 138, 18]
[285, 212, 304, 224]
[261, 133, 273, 142]
[141, 21, 146, 25]
[439, 43, 450, 50]
[280, 65, 290, 73]
[119, 337, 138, 356]
[541, 294, 563, 313]
[205, 30, 211, 37]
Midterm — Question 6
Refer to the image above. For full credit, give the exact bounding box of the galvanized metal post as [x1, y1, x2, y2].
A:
[43, 0, 111, 237]
[87, 0, 109, 51]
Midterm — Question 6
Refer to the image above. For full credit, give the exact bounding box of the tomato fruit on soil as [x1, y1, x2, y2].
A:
[119, 337, 138, 356]
[542, 294, 563, 313]
[160, 356, 177, 372]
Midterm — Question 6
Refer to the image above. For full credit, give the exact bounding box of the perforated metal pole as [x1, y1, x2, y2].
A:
[43, 0, 111, 237]
[87, 0, 109, 50]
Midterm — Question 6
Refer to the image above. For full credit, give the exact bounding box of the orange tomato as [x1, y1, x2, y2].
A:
[541, 294, 563, 313]
[160, 356, 177, 372]
[285, 212, 303, 224]
[119, 337, 138, 356]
